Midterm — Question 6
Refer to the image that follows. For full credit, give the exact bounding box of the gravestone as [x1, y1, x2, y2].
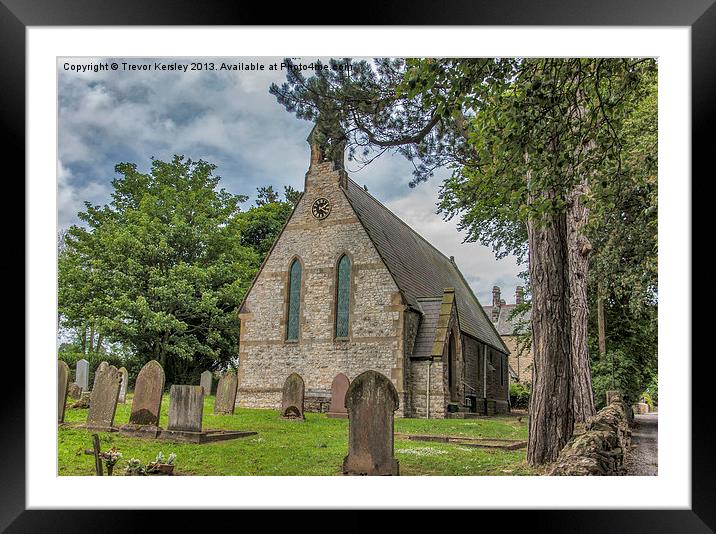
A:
[58, 360, 70, 423]
[281, 373, 305, 419]
[167, 385, 204, 433]
[200, 370, 213, 395]
[342, 370, 399, 476]
[127, 360, 165, 427]
[117, 367, 128, 403]
[326, 373, 350, 419]
[86, 364, 122, 431]
[93, 361, 109, 390]
[68, 382, 82, 400]
[75, 358, 89, 392]
[214, 372, 238, 415]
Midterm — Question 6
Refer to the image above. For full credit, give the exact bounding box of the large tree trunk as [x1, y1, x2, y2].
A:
[566, 179, 596, 423]
[526, 194, 574, 465]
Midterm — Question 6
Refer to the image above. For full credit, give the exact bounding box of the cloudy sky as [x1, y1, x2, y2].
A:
[58, 57, 523, 305]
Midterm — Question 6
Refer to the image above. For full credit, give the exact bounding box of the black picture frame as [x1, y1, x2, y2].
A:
[6, 0, 712, 530]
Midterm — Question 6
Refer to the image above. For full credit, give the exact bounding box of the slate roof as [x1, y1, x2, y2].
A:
[412, 298, 442, 359]
[482, 303, 532, 336]
[343, 178, 508, 354]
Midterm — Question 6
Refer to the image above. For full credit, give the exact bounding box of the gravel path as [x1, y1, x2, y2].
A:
[626, 413, 658, 475]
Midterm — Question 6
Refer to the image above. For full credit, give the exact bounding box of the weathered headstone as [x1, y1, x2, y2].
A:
[200, 370, 213, 395]
[342, 370, 399, 476]
[75, 358, 89, 392]
[214, 372, 238, 415]
[117, 367, 128, 403]
[93, 361, 109, 390]
[281, 373, 305, 419]
[68, 382, 82, 400]
[127, 360, 165, 427]
[58, 360, 70, 423]
[86, 364, 122, 431]
[167, 385, 204, 432]
[326, 373, 350, 419]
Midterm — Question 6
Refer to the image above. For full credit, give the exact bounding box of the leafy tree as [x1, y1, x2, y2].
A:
[255, 185, 280, 206]
[236, 186, 298, 257]
[271, 57, 656, 464]
[283, 185, 302, 207]
[59, 156, 260, 384]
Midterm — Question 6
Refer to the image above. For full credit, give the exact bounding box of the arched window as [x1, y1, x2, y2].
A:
[286, 258, 302, 341]
[335, 254, 351, 338]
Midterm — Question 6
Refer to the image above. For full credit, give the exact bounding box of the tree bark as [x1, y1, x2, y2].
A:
[526, 192, 574, 465]
[96, 333, 104, 354]
[597, 280, 607, 358]
[566, 178, 596, 423]
[81, 323, 88, 353]
[88, 322, 95, 353]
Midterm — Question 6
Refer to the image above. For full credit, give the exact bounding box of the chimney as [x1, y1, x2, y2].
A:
[491, 286, 501, 322]
[492, 286, 501, 307]
[515, 286, 524, 304]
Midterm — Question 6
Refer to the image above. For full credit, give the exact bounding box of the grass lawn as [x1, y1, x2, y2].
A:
[59, 393, 536, 476]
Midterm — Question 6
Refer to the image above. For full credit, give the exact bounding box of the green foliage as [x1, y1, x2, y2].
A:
[588, 75, 657, 316]
[58, 156, 261, 385]
[58, 346, 125, 384]
[510, 381, 531, 409]
[644, 372, 658, 406]
[236, 189, 295, 257]
[591, 348, 655, 410]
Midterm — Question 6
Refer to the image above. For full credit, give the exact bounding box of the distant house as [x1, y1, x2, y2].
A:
[483, 286, 533, 385]
[237, 130, 511, 418]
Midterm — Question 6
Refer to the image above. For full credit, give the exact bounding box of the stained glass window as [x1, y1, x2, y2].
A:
[286, 259, 301, 341]
[335, 255, 351, 338]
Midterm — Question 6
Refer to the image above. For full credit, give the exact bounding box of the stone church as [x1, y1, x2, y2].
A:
[237, 131, 510, 417]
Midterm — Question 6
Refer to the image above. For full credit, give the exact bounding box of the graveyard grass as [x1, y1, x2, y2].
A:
[58, 394, 536, 476]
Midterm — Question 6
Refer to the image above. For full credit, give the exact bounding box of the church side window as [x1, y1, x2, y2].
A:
[335, 254, 351, 338]
[286, 259, 302, 341]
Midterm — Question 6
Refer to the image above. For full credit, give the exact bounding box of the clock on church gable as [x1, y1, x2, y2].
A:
[311, 197, 331, 220]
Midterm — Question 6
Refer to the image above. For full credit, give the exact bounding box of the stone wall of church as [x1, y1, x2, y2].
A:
[238, 160, 408, 415]
[503, 334, 534, 385]
[408, 359, 448, 419]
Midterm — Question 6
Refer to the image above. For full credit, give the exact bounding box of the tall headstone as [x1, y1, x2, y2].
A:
[281, 373, 305, 420]
[342, 370, 399, 476]
[127, 360, 165, 427]
[86, 364, 122, 431]
[326, 373, 350, 419]
[167, 385, 204, 433]
[200, 370, 213, 396]
[117, 367, 128, 403]
[214, 372, 238, 415]
[93, 361, 109, 390]
[75, 358, 89, 392]
[58, 360, 70, 423]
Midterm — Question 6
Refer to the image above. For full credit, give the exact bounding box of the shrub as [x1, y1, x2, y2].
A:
[510, 381, 531, 409]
